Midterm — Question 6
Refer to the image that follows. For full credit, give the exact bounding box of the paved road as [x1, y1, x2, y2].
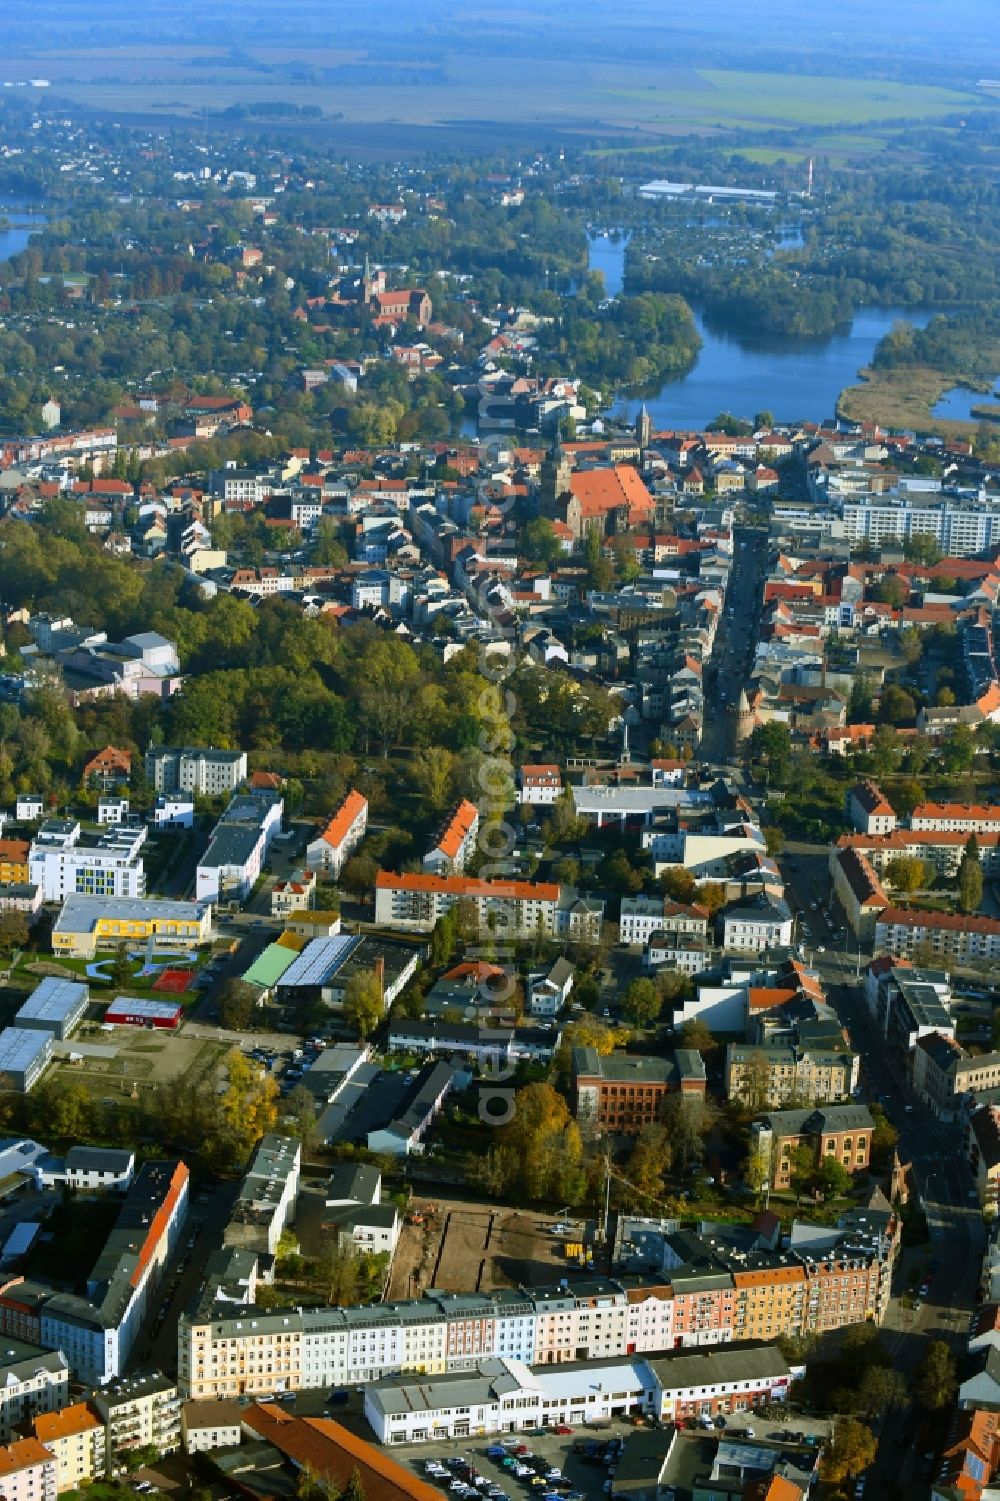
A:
[701, 526, 768, 765]
[778, 846, 984, 1494]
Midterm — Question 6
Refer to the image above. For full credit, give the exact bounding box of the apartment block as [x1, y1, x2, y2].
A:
[92, 1373, 181, 1455]
[910, 803, 1000, 835]
[913, 1033, 1000, 1122]
[875, 907, 1000, 964]
[0, 1163, 188, 1385]
[223, 1135, 300, 1258]
[0, 1345, 68, 1442]
[195, 789, 283, 903]
[145, 746, 247, 797]
[846, 781, 896, 836]
[829, 845, 888, 941]
[306, 790, 368, 879]
[0, 1438, 57, 1501]
[725, 1042, 857, 1110]
[422, 800, 479, 876]
[30, 1405, 105, 1493]
[29, 820, 146, 902]
[374, 872, 562, 938]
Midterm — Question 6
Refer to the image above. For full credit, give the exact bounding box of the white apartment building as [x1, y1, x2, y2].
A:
[306, 790, 368, 879]
[840, 493, 1000, 556]
[518, 765, 562, 805]
[28, 821, 146, 903]
[620, 896, 671, 946]
[423, 800, 479, 876]
[0, 1346, 69, 1443]
[145, 747, 248, 798]
[196, 791, 283, 903]
[374, 872, 562, 938]
[909, 802, 1000, 834]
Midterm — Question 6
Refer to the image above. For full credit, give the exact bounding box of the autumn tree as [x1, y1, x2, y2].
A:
[858, 1364, 908, 1419]
[819, 1419, 877, 1485]
[624, 977, 660, 1029]
[625, 1123, 673, 1206]
[679, 1016, 714, 1054]
[493, 1082, 586, 1203]
[343, 969, 384, 1039]
[958, 834, 984, 914]
[884, 855, 927, 894]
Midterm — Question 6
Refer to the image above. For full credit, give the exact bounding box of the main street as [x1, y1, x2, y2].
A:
[700, 525, 768, 764]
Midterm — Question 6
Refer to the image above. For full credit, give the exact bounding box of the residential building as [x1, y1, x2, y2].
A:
[180, 1398, 242, 1454]
[149, 795, 195, 830]
[830, 846, 888, 940]
[374, 872, 563, 938]
[92, 1373, 181, 1455]
[324, 1164, 401, 1257]
[518, 765, 562, 805]
[196, 789, 283, 903]
[29, 820, 146, 903]
[846, 781, 896, 835]
[144, 746, 247, 797]
[910, 802, 1000, 834]
[0, 1438, 57, 1501]
[0, 1162, 188, 1384]
[38, 1147, 135, 1193]
[0, 1345, 68, 1443]
[223, 1136, 300, 1258]
[96, 797, 128, 825]
[423, 800, 479, 876]
[81, 747, 131, 791]
[306, 790, 368, 879]
[0, 844, 29, 886]
[720, 896, 794, 954]
[51, 896, 213, 959]
[725, 1041, 857, 1109]
[968, 1104, 1000, 1212]
[572, 1047, 706, 1137]
[751, 1104, 874, 1191]
[875, 907, 1000, 964]
[865, 964, 954, 1061]
[30, 1404, 105, 1493]
[271, 870, 317, 918]
[913, 1033, 1000, 1122]
[527, 957, 574, 1018]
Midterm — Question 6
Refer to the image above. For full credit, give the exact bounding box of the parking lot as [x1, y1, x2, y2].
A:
[393, 1424, 634, 1501]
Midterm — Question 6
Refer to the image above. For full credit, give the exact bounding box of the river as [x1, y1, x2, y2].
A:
[586, 233, 934, 430]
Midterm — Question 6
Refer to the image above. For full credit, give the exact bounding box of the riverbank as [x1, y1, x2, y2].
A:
[837, 363, 998, 440]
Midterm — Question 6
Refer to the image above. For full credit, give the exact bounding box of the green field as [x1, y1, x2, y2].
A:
[631, 69, 981, 129]
[6, 50, 990, 138]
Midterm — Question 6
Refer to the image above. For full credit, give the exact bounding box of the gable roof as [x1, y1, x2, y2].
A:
[242, 1404, 442, 1501]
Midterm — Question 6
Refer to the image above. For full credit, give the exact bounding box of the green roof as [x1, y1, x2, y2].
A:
[242, 943, 299, 990]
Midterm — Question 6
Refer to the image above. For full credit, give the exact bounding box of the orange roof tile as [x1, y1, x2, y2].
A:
[32, 1404, 101, 1442]
[433, 799, 478, 861]
[316, 789, 368, 850]
[242, 1406, 441, 1501]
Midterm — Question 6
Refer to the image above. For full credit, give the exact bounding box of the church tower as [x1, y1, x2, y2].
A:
[636, 402, 652, 460]
[540, 430, 572, 516]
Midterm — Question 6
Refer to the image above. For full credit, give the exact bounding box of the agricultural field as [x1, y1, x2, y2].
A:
[4, 49, 991, 142]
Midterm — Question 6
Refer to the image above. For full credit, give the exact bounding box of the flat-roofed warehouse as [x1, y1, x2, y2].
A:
[276, 933, 421, 1010]
[0, 1027, 52, 1091]
[13, 977, 88, 1040]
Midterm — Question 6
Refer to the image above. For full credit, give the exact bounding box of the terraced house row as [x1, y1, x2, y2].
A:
[177, 1203, 898, 1400]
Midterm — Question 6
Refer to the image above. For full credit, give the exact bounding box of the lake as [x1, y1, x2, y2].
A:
[932, 382, 1000, 422]
[587, 233, 934, 430]
[0, 201, 46, 262]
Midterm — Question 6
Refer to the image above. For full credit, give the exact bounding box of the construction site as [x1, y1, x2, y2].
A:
[386, 1195, 596, 1301]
